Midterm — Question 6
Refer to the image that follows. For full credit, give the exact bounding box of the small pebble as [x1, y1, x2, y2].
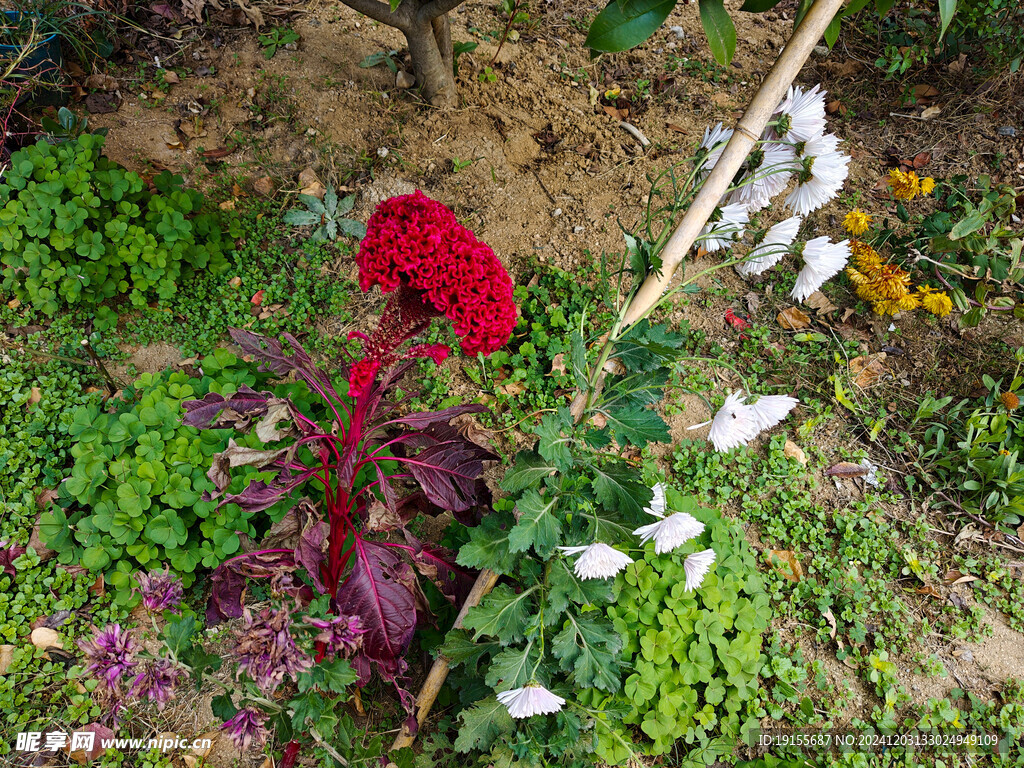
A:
[668, 25, 685, 39]
[377, 147, 389, 158]
[961, 650, 974, 663]
[552, 208, 563, 217]
[997, 126, 1017, 137]
[574, 226, 585, 234]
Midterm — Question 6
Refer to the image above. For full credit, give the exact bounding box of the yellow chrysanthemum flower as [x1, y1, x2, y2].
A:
[850, 240, 882, 269]
[843, 209, 872, 236]
[918, 286, 952, 317]
[869, 265, 913, 300]
[846, 267, 871, 287]
[874, 293, 921, 315]
[920, 177, 936, 195]
[888, 169, 921, 200]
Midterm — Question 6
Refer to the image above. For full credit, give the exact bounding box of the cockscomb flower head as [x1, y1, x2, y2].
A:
[134, 567, 183, 613]
[77, 624, 139, 691]
[304, 614, 365, 658]
[235, 605, 313, 695]
[221, 707, 269, 751]
[351, 192, 517, 393]
[497, 683, 566, 718]
[557, 543, 634, 580]
[129, 659, 186, 711]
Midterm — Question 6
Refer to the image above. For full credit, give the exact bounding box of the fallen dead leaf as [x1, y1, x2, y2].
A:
[921, 105, 942, 120]
[228, 276, 242, 289]
[202, 146, 234, 159]
[804, 291, 838, 314]
[603, 357, 626, 375]
[0, 644, 14, 674]
[825, 462, 869, 478]
[916, 585, 943, 598]
[253, 176, 276, 197]
[549, 353, 566, 375]
[711, 92, 733, 108]
[251, 289, 265, 306]
[191, 731, 219, 758]
[777, 306, 811, 330]
[850, 353, 888, 388]
[767, 550, 803, 582]
[912, 84, 940, 101]
[219, 199, 237, 211]
[943, 569, 978, 586]
[30, 627, 61, 650]
[498, 381, 526, 396]
[784, 440, 808, 465]
[7, 298, 21, 310]
[161, 70, 180, 84]
[822, 608, 837, 640]
[743, 291, 760, 315]
[27, 386, 42, 405]
[602, 104, 629, 121]
[84, 74, 118, 91]
[666, 122, 688, 134]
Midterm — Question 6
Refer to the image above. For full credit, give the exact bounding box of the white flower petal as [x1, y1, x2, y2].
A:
[684, 549, 717, 592]
[497, 684, 566, 718]
[748, 395, 799, 430]
[696, 122, 734, 180]
[738, 215, 801, 276]
[731, 141, 797, 211]
[785, 134, 850, 216]
[707, 392, 760, 452]
[633, 512, 704, 554]
[792, 237, 850, 301]
[774, 84, 827, 142]
[699, 203, 749, 252]
[561, 542, 633, 580]
[643, 482, 667, 518]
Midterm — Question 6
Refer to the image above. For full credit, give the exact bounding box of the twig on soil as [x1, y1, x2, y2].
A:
[530, 168, 556, 203]
[618, 121, 650, 148]
[80, 339, 120, 395]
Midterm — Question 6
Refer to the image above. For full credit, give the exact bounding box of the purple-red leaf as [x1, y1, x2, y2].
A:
[333, 539, 417, 682]
[0, 543, 26, 578]
[181, 385, 273, 429]
[403, 531, 476, 607]
[229, 328, 343, 403]
[401, 441, 490, 512]
[389, 403, 488, 430]
[212, 467, 311, 512]
[206, 550, 301, 625]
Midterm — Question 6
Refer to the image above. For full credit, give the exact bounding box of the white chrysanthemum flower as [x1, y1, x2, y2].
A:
[684, 549, 717, 592]
[699, 202, 749, 252]
[792, 236, 850, 302]
[785, 133, 850, 216]
[557, 543, 634, 580]
[644, 482, 667, 518]
[691, 391, 799, 451]
[696, 122, 734, 179]
[737, 215, 802, 276]
[633, 512, 705, 555]
[730, 141, 798, 211]
[748, 395, 799, 430]
[773, 84, 827, 142]
[497, 684, 566, 719]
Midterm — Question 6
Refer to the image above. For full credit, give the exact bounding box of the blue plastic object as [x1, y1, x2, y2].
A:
[0, 10, 62, 81]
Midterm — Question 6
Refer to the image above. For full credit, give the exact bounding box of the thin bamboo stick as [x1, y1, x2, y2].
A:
[390, 0, 847, 752]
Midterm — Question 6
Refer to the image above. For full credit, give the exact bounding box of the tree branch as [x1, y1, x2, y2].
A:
[341, 0, 412, 31]
[418, 0, 466, 22]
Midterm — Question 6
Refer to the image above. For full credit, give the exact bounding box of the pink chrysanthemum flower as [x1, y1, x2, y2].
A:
[221, 707, 269, 751]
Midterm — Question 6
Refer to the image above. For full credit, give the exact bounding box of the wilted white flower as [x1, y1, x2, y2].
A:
[730, 141, 797, 211]
[497, 683, 566, 718]
[785, 133, 850, 216]
[773, 84, 827, 143]
[634, 512, 705, 555]
[557, 543, 633, 580]
[792, 236, 850, 301]
[748, 395, 799, 430]
[696, 122, 734, 179]
[684, 549, 717, 592]
[690, 391, 799, 451]
[699, 202, 749, 252]
[737, 215, 801, 276]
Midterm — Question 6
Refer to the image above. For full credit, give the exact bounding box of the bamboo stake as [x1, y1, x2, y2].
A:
[391, 0, 846, 752]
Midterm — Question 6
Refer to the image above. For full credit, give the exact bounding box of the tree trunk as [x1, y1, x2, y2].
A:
[405, 16, 457, 108]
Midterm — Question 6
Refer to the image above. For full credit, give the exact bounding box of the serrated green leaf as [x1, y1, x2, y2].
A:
[454, 696, 515, 753]
[439, 630, 500, 675]
[456, 510, 518, 574]
[547, 557, 614, 618]
[484, 642, 539, 690]
[508, 489, 562, 554]
[462, 584, 538, 644]
[590, 459, 650, 519]
[551, 612, 622, 692]
[160, 613, 198, 657]
[499, 450, 557, 493]
[600, 405, 671, 447]
[535, 410, 574, 470]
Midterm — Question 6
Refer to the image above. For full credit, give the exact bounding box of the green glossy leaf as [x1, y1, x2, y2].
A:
[586, 0, 676, 54]
[698, 0, 737, 65]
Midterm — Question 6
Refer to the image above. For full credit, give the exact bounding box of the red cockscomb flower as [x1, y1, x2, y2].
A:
[355, 191, 517, 367]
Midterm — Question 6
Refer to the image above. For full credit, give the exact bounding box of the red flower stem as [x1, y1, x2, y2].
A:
[932, 265, 1014, 311]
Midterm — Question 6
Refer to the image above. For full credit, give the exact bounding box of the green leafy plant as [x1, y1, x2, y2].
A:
[258, 26, 300, 59]
[0, 134, 236, 322]
[359, 49, 400, 73]
[584, 505, 770, 764]
[282, 187, 366, 243]
[39, 350, 308, 591]
[39, 105, 107, 142]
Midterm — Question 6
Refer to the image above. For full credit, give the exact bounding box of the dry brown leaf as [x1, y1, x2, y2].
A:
[743, 292, 760, 315]
[0, 645, 14, 675]
[850, 353, 887, 388]
[804, 291, 838, 314]
[7, 297, 21, 309]
[711, 92, 733, 108]
[912, 84, 940, 100]
[498, 381, 526, 396]
[30, 627, 61, 650]
[602, 105, 629, 121]
[777, 306, 811, 330]
[27, 386, 42, 405]
[228, 276, 242, 288]
[767, 550, 803, 582]
[84, 74, 118, 91]
[943, 570, 978, 586]
[916, 585, 943, 598]
[253, 176, 276, 197]
[549, 353, 566, 375]
[298, 168, 326, 199]
[161, 70, 180, 84]
[920, 105, 942, 120]
[822, 607, 837, 640]
[590, 412, 607, 429]
[825, 462, 868, 478]
[666, 122, 687, 134]
[233, 0, 264, 27]
[603, 357, 626, 375]
[913, 151, 932, 168]
[191, 731, 219, 757]
[784, 440, 808, 465]
[219, 199, 237, 211]
[89, 575, 105, 597]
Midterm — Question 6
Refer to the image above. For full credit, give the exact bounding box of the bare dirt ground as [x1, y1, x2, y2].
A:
[77, 0, 1024, 760]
